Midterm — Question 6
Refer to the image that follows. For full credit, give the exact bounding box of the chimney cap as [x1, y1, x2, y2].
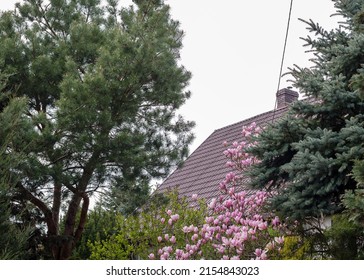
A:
[276, 87, 299, 108]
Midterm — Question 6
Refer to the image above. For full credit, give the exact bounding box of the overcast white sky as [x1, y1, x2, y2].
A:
[1, 0, 340, 153]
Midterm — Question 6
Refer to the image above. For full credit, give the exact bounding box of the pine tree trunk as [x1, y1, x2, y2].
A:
[50, 237, 74, 260]
[50, 192, 89, 260]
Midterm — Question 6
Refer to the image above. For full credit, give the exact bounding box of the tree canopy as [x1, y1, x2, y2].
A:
[249, 0, 364, 221]
[0, 0, 194, 259]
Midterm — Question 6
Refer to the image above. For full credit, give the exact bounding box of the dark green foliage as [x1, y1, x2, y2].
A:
[102, 178, 151, 215]
[249, 0, 364, 221]
[342, 159, 364, 225]
[0, 183, 31, 259]
[325, 214, 364, 259]
[0, 0, 194, 259]
[0, 95, 32, 259]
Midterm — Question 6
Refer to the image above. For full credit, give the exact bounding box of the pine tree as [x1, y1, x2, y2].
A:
[249, 0, 364, 221]
[0, 0, 194, 259]
[342, 150, 364, 227]
[0, 89, 31, 259]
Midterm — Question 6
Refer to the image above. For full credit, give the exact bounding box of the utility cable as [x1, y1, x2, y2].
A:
[273, 0, 294, 117]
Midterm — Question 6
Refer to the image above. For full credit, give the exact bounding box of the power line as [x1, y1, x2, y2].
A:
[276, 0, 294, 95]
[272, 0, 294, 120]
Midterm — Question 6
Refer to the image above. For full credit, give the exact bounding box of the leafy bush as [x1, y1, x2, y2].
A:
[88, 191, 207, 260]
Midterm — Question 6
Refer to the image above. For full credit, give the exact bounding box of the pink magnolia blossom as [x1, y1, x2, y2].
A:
[209, 198, 217, 210]
[153, 122, 286, 260]
[182, 226, 190, 233]
[222, 237, 230, 246]
[274, 236, 284, 244]
[171, 214, 180, 222]
[175, 249, 183, 258]
[258, 222, 268, 231]
[254, 248, 263, 258]
[160, 252, 169, 260]
[272, 216, 280, 227]
[191, 233, 199, 242]
[165, 246, 173, 253]
[260, 251, 268, 260]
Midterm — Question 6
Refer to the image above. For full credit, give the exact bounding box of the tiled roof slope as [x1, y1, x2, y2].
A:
[155, 89, 297, 205]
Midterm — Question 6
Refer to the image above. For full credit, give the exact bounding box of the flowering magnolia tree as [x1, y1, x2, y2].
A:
[150, 123, 286, 260]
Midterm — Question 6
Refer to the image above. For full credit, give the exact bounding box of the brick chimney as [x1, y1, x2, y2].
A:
[276, 87, 299, 109]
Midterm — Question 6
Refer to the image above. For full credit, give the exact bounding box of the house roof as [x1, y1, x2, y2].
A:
[155, 88, 298, 205]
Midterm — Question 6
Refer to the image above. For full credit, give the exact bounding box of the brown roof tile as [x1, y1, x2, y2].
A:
[156, 90, 296, 205]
